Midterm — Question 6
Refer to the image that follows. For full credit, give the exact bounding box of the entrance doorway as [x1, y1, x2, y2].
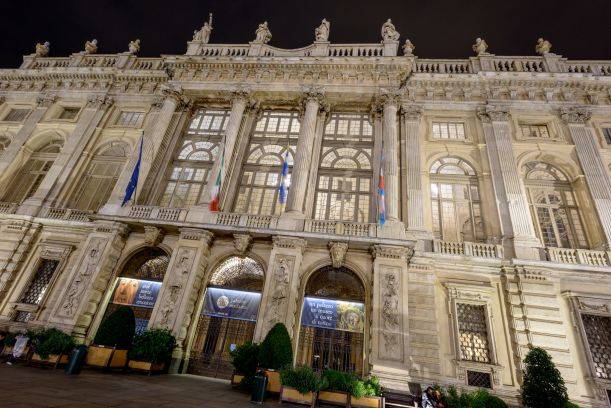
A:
[188, 256, 264, 379]
[297, 266, 366, 375]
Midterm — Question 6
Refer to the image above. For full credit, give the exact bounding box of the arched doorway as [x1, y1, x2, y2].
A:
[188, 256, 264, 378]
[102, 247, 170, 335]
[297, 266, 366, 374]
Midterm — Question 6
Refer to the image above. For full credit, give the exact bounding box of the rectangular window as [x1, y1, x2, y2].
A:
[602, 128, 611, 145]
[520, 124, 550, 139]
[59, 107, 80, 120]
[457, 303, 491, 363]
[116, 111, 145, 128]
[432, 122, 466, 140]
[582, 314, 611, 380]
[19, 259, 59, 305]
[466, 371, 492, 389]
[3, 108, 31, 122]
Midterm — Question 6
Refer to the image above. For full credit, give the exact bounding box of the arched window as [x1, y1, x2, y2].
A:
[523, 161, 587, 248]
[314, 113, 373, 223]
[2, 139, 63, 204]
[0, 135, 10, 155]
[234, 111, 299, 215]
[430, 157, 484, 242]
[68, 142, 129, 211]
[160, 109, 229, 208]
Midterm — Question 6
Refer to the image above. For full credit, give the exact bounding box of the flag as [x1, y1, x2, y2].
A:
[278, 148, 290, 212]
[121, 135, 143, 207]
[209, 146, 224, 212]
[378, 149, 386, 225]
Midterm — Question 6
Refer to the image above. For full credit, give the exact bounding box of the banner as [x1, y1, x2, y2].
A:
[301, 297, 365, 333]
[203, 287, 261, 322]
[111, 277, 161, 309]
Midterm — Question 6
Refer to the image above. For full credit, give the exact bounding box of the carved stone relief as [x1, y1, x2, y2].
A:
[156, 247, 196, 329]
[144, 226, 164, 247]
[233, 234, 252, 254]
[328, 242, 348, 268]
[265, 255, 294, 333]
[380, 268, 402, 360]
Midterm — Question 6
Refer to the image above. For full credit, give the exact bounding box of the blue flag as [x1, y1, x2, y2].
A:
[121, 136, 143, 207]
[278, 149, 289, 212]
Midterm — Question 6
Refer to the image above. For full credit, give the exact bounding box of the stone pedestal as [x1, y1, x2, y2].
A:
[382, 40, 399, 57]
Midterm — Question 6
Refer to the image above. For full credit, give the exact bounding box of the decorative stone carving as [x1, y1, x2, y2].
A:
[144, 226, 164, 247]
[179, 228, 212, 243]
[193, 14, 213, 44]
[402, 39, 415, 56]
[84, 39, 98, 54]
[254, 21, 272, 44]
[381, 19, 400, 41]
[35, 42, 50, 57]
[315, 19, 330, 42]
[376, 87, 403, 109]
[477, 105, 510, 123]
[266, 255, 294, 331]
[86, 95, 113, 109]
[128, 39, 140, 54]
[574, 296, 610, 313]
[36, 93, 57, 107]
[272, 236, 307, 253]
[161, 84, 184, 103]
[472, 38, 488, 55]
[381, 270, 400, 354]
[40, 243, 73, 260]
[560, 106, 591, 125]
[328, 242, 348, 268]
[156, 247, 196, 328]
[401, 104, 423, 121]
[299, 86, 328, 114]
[371, 244, 413, 261]
[59, 238, 107, 317]
[233, 234, 252, 254]
[535, 38, 552, 55]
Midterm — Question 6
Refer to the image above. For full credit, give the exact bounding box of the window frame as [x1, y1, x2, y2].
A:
[113, 110, 146, 128]
[2, 107, 32, 123]
[427, 118, 471, 142]
[56, 106, 81, 122]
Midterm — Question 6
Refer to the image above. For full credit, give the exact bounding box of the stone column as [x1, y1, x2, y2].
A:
[561, 107, 611, 248]
[0, 93, 56, 182]
[401, 104, 429, 241]
[18, 95, 114, 216]
[254, 236, 306, 343]
[370, 244, 412, 387]
[285, 87, 326, 217]
[148, 228, 213, 373]
[478, 105, 542, 260]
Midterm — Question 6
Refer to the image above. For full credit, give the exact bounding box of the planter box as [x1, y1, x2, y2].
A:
[31, 353, 69, 365]
[85, 345, 128, 369]
[263, 369, 282, 393]
[128, 359, 164, 374]
[318, 390, 350, 406]
[279, 386, 316, 406]
[231, 373, 245, 386]
[350, 395, 385, 408]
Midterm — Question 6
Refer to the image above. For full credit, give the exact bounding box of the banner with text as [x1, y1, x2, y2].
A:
[111, 277, 161, 309]
[203, 287, 261, 322]
[301, 297, 365, 333]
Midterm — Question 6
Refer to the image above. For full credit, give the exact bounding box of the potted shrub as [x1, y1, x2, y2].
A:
[230, 341, 260, 388]
[30, 328, 75, 367]
[258, 323, 293, 393]
[87, 306, 135, 369]
[1, 331, 17, 355]
[280, 365, 326, 407]
[318, 370, 357, 407]
[128, 328, 176, 374]
[350, 376, 385, 408]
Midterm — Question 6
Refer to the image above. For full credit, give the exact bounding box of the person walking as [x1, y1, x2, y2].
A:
[421, 387, 436, 408]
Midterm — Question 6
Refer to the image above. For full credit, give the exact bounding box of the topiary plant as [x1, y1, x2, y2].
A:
[128, 328, 176, 363]
[522, 346, 569, 408]
[230, 341, 260, 375]
[35, 328, 76, 360]
[258, 323, 293, 370]
[94, 306, 136, 349]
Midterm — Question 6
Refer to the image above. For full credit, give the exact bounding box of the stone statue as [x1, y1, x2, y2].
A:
[193, 22, 213, 44]
[128, 39, 140, 54]
[535, 38, 552, 55]
[381, 19, 400, 41]
[402, 39, 415, 56]
[472, 37, 488, 55]
[84, 39, 98, 54]
[35, 42, 50, 57]
[315, 18, 330, 42]
[254, 21, 272, 43]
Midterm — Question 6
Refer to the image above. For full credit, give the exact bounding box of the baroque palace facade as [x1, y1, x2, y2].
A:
[0, 19, 611, 407]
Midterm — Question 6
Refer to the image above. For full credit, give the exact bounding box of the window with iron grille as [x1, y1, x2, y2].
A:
[457, 303, 491, 363]
[19, 259, 59, 305]
[432, 121, 466, 140]
[3, 108, 31, 122]
[582, 314, 611, 380]
[467, 370, 492, 388]
[115, 111, 145, 128]
[603, 128, 611, 145]
[59, 107, 80, 120]
[520, 124, 551, 139]
[13, 311, 32, 323]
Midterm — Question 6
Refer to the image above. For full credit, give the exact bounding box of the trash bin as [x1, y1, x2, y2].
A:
[250, 370, 267, 404]
[65, 345, 88, 375]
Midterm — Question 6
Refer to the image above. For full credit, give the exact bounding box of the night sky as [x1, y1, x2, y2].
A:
[2, 0, 611, 68]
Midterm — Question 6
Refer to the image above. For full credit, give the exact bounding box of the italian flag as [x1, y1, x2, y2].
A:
[209, 151, 224, 212]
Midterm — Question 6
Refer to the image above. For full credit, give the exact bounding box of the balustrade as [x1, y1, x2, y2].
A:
[547, 247, 611, 266]
[433, 240, 503, 259]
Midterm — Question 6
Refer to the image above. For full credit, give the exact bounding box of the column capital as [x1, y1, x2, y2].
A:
[272, 235, 307, 254]
[86, 94, 114, 110]
[400, 104, 423, 121]
[226, 86, 259, 111]
[560, 106, 591, 125]
[160, 84, 188, 107]
[477, 104, 510, 123]
[375, 87, 403, 110]
[299, 85, 328, 112]
[36, 92, 57, 107]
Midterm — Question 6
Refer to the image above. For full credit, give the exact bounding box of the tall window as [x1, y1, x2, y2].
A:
[314, 113, 373, 223]
[523, 161, 587, 248]
[430, 157, 484, 242]
[581, 314, 611, 380]
[457, 303, 491, 363]
[234, 111, 299, 215]
[1, 139, 63, 204]
[160, 109, 229, 208]
[13, 259, 59, 323]
[68, 142, 129, 211]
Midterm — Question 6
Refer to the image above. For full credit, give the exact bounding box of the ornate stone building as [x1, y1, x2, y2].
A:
[1, 19, 611, 407]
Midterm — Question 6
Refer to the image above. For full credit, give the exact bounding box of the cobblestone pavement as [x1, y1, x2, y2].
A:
[0, 364, 291, 408]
